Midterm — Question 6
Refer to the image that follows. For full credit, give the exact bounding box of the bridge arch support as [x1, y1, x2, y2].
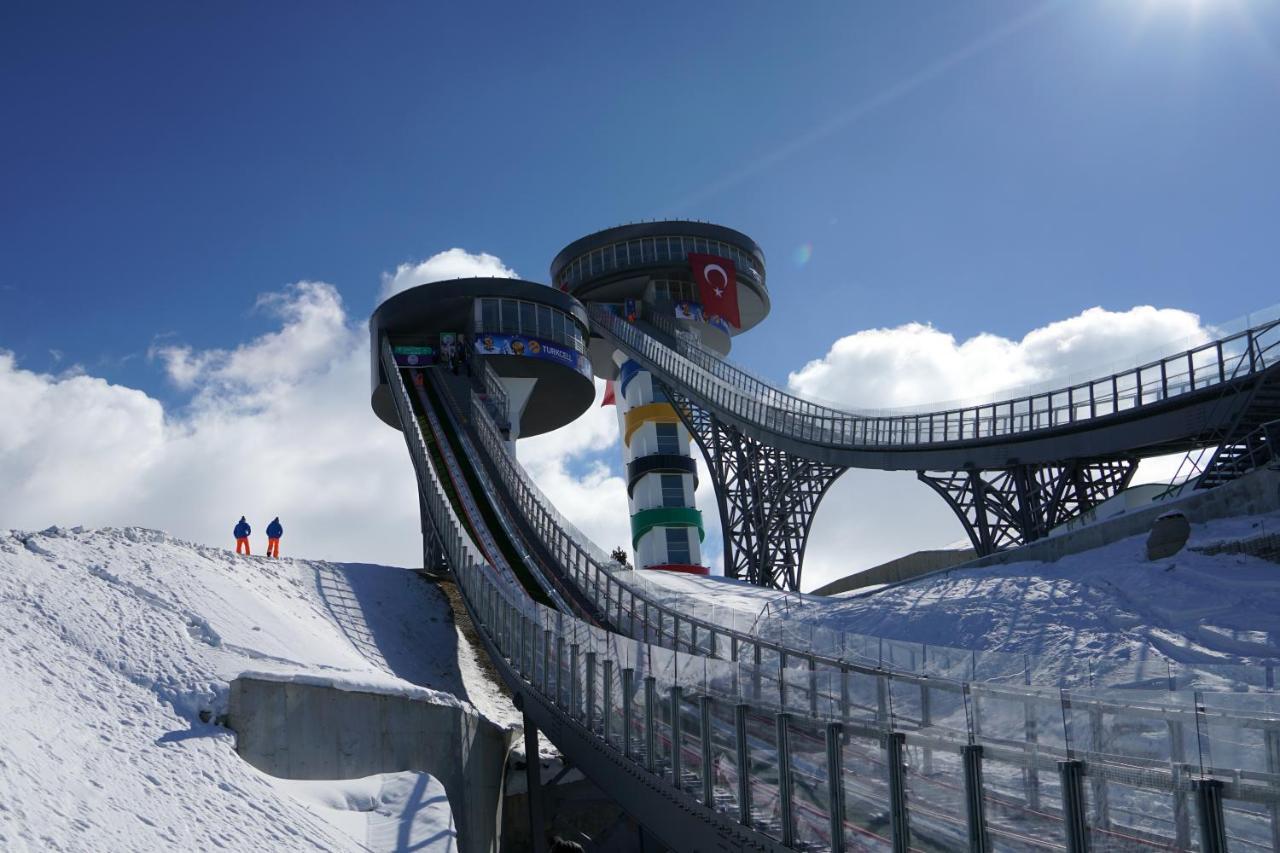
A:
[917, 458, 1138, 557]
[663, 383, 847, 590]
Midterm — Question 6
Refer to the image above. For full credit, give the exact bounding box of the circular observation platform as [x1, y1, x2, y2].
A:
[550, 222, 770, 358]
[370, 278, 595, 438]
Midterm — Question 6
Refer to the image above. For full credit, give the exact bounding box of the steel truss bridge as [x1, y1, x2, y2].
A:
[589, 303, 1280, 588]
[378, 332, 1280, 853]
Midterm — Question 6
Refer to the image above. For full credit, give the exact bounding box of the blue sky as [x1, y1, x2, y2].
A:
[4, 1, 1278, 395]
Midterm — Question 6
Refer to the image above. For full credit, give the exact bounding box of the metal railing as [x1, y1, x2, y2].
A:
[464, 370, 1280, 695]
[478, 360, 509, 428]
[591, 303, 1280, 449]
[384, 337, 1280, 852]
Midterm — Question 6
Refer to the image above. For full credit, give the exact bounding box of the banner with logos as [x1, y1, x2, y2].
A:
[672, 302, 732, 336]
[392, 345, 436, 367]
[474, 333, 592, 379]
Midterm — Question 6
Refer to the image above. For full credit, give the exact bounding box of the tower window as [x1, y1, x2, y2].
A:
[660, 474, 685, 507]
[665, 528, 692, 565]
[655, 422, 680, 455]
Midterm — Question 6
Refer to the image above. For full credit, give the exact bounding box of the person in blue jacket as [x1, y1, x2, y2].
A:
[266, 517, 283, 558]
[234, 516, 252, 555]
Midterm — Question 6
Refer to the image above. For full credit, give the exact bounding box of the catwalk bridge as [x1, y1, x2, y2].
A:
[371, 224, 1280, 852]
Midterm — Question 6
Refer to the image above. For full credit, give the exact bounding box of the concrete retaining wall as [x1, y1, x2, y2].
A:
[228, 675, 517, 853]
[813, 548, 976, 596]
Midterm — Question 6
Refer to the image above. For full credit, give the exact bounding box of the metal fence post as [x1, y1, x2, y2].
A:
[585, 651, 597, 730]
[542, 629, 553, 694]
[885, 732, 910, 853]
[1168, 719, 1191, 849]
[826, 722, 846, 853]
[644, 675, 658, 773]
[569, 643, 581, 719]
[1058, 759, 1088, 853]
[1194, 779, 1227, 853]
[1088, 705, 1109, 828]
[961, 745, 988, 853]
[556, 636, 567, 708]
[623, 667, 636, 760]
[777, 713, 795, 847]
[753, 643, 763, 701]
[1267, 727, 1280, 853]
[670, 686, 684, 790]
[809, 656, 819, 718]
[602, 658, 614, 744]
[701, 696, 715, 808]
[839, 665, 850, 724]
[735, 703, 752, 828]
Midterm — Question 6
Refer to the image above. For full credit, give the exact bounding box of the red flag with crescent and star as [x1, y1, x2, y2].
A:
[601, 379, 616, 407]
[689, 253, 740, 329]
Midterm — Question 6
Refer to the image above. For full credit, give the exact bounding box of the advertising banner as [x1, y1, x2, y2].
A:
[392, 345, 436, 367]
[474, 334, 592, 380]
[672, 302, 732, 336]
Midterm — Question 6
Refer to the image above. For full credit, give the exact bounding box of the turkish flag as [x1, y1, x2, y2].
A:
[689, 253, 740, 329]
[601, 379, 616, 407]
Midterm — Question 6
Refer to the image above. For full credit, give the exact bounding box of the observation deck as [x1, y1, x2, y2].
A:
[370, 278, 594, 438]
[551, 221, 771, 349]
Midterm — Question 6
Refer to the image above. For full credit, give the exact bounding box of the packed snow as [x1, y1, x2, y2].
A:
[0, 526, 516, 851]
[642, 510, 1280, 671]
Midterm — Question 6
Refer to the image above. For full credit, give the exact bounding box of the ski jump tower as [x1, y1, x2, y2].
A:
[552, 223, 772, 576]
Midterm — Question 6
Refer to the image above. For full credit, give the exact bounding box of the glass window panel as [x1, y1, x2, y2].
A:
[644, 238, 657, 260]
[671, 236, 684, 257]
[665, 527, 691, 563]
[552, 312, 566, 344]
[480, 298, 499, 331]
[500, 299, 520, 333]
[655, 422, 680, 454]
[537, 304, 553, 339]
[520, 301, 536, 335]
[660, 474, 684, 507]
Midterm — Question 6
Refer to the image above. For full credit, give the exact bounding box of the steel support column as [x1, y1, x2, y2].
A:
[918, 458, 1138, 556]
[665, 384, 846, 590]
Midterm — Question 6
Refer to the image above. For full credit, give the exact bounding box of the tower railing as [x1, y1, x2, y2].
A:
[591, 303, 1280, 449]
[384, 335, 1280, 852]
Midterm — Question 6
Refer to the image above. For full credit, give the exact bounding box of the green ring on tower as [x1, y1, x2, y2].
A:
[630, 507, 705, 549]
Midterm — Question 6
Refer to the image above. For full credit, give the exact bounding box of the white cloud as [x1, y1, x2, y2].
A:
[789, 305, 1208, 409]
[379, 248, 518, 301]
[1, 281, 422, 567]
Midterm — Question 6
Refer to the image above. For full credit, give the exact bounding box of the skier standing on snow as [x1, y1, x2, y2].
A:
[266, 517, 283, 559]
[234, 516, 252, 555]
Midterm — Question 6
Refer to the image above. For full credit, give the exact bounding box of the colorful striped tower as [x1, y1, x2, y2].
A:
[614, 359, 706, 573]
[551, 222, 769, 574]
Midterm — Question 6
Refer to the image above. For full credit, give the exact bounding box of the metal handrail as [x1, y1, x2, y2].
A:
[591, 303, 1280, 449]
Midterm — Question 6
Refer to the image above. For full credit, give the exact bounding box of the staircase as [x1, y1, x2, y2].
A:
[1196, 368, 1280, 489]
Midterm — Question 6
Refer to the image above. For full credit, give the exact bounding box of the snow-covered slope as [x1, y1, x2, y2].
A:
[642, 510, 1280, 670]
[0, 526, 514, 851]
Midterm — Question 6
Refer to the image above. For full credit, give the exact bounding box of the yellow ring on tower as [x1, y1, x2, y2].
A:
[623, 402, 684, 446]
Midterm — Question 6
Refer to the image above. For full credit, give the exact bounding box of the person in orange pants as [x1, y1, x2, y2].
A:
[266, 517, 283, 558]
[234, 516, 251, 554]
